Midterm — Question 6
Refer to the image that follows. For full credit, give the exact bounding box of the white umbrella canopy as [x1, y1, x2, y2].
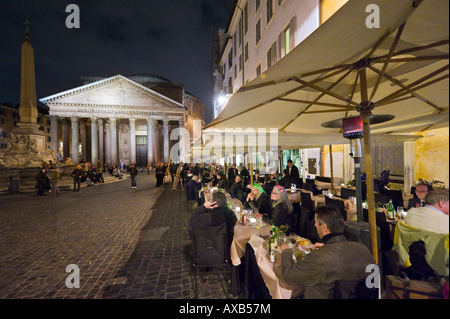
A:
[204, 0, 449, 263]
[205, 0, 449, 135]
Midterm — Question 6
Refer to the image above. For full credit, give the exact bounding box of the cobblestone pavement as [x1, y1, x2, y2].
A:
[0, 172, 231, 299]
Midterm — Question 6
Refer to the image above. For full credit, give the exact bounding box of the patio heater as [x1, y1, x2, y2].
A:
[342, 116, 365, 222]
[321, 115, 394, 253]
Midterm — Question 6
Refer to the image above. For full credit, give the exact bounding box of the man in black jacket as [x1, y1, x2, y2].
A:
[407, 183, 432, 210]
[130, 163, 138, 189]
[71, 165, 84, 192]
[280, 205, 376, 299]
[189, 191, 237, 246]
[286, 159, 300, 186]
[227, 163, 238, 184]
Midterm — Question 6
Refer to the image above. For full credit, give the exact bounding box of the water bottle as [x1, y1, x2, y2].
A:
[387, 199, 395, 220]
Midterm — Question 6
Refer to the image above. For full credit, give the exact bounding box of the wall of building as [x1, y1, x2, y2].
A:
[0, 103, 51, 150]
[414, 127, 449, 188]
[320, 0, 349, 24]
[214, 0, 320, 118]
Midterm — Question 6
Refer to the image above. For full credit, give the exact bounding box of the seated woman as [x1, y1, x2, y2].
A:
[261, 185, 294, 228]
[216, 172, 229, 190]
[211, 169, 219, 187]
[253, 170, 264, 184]
[228, 175, 246, 203]
[244, 184, 272, 215]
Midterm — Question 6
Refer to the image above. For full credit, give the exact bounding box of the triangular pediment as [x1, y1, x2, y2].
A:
[40, 75, 184, 111]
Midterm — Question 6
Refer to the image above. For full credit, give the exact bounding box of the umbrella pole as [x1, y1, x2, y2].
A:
[359, 66, 379, 264]
[250, 147, 254, 185]
[329, 145, 335, 194]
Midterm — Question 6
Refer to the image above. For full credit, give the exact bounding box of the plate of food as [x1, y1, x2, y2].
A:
[296, 237, 312, 246]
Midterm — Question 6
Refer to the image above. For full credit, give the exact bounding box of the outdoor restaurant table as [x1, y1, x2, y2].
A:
[307, 192, 358, 222]
[230, 223, 271, 266]
[231, 225, 305, 299]
[249, 236, 305, 299]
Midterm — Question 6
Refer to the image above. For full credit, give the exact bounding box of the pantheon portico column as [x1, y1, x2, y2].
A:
[178, 119, 184, 163]
[105, 122, 111, 165]
[71, 116, 80, 163]
[98, 119, 104, 164]
[147, 118, 155, 165]
[163, 119, 169, 163]
[91, 117, 98, 164]
[110, 118, 117, 165]
[80, 119, 87, 162]
[62, 118, 70, 160]
[50, 115, 59, 154]
[129, 118, 136, 165]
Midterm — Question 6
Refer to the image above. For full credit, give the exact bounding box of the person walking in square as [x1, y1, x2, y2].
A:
[130, 163, 138, 189]
[49, 167, 61, 196]
[71, 165, 84, 192]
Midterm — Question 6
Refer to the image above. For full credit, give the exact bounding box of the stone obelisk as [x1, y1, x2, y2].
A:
[0, 20, 56, 167]
[14, 20, 41, 135]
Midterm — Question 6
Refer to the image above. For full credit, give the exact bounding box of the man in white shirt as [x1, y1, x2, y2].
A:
[404, 189, 449, 234]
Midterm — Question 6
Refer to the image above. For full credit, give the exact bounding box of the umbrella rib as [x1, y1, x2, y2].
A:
[278, 98, 349, 108]
[375, 64, 449, 105]
[369, 23, 406, 103]
[304, 109, 353, 114]
[371, 39, 449, 61]
[205, 66, 351, 129]
[299, 63, 354, 78]
[368, 65, 443, 111]
[362, 30, 394, 61]
[376, 95, 415, 106]
[291, 75, 359, 107]
[374, 55, 449, 63]
[280, 69, 355, 131]
[341, 72, 360, 133]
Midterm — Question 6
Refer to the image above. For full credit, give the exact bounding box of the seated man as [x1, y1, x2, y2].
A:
[189, 191, 238, 246]
[407, 182, 432, 210]
[280, 205, 376, 299]
[404, 189, 449, 234]
[186, 175, 202, 202]
[400, 189, 449, 280]
[228, 175, 246, 203]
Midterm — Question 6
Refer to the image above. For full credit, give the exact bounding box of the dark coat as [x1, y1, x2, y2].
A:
[265, 202, 294, 227]
[35, 171, 49, 189]
[286, 164, 300, 184]
[130, 166, 138, 176]
[186, 180, 202, 201]
[245, 192, 272, 215]
[71, 168, 84, 181]
[229, 182, 246, 203]
[189, 205, 237, 239]
[227, 167, 238, 182]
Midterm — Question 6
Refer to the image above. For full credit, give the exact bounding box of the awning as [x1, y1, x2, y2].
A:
[205, 0, 449, 136]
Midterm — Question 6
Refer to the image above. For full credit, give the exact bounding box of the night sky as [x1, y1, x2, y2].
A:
[0, 0, 234, 124]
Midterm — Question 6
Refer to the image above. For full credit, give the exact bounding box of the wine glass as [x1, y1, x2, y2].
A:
[278, 231, 286, 244]
[397, 206, 405, 220]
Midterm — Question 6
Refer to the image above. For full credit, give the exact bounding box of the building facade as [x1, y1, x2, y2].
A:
[39, 74, 204, 167]
[211, 0, 349, 171]
[212, 0, 350, 118]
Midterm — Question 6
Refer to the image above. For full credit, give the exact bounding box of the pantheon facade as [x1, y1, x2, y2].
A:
[40, 74, 205, 167]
